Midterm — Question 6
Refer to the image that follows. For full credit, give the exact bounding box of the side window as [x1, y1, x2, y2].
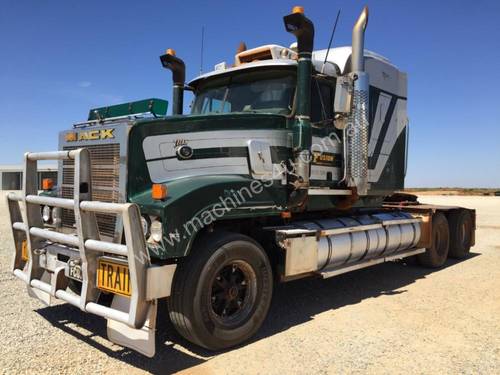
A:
[311, 78, 335, 124]
[311, 79, 322, 123]
[318, 81, 334, 120]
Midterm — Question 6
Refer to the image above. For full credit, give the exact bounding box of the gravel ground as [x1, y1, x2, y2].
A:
[0, 193, 499, 374]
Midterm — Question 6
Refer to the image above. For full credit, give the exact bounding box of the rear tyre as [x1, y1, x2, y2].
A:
[168, 232, 273, 350]
[417, 212, 449, 268]
[448, 210, 473, 259]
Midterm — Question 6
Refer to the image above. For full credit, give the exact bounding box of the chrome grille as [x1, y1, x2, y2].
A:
[61, 143, 121, 239]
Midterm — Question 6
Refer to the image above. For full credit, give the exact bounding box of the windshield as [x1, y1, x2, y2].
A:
[191, 70, 295, 115]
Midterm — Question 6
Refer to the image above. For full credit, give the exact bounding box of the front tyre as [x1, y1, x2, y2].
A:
[168, 232, 273, 350]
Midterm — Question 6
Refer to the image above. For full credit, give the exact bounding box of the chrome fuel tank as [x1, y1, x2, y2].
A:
[293, 212, 421, 270]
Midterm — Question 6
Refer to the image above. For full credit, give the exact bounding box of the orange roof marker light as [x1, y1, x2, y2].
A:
[166, 48, 176, 56]
[292, 6, 304, 14]
[152, 184, 168, 200]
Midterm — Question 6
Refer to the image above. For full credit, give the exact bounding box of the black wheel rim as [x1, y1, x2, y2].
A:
[209, 260, 257, 327]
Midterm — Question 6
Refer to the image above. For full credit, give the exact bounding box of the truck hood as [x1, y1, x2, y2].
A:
[127, 112, 290, 196]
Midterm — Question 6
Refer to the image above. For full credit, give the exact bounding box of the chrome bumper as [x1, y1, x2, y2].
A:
[7, 149, 175, 331]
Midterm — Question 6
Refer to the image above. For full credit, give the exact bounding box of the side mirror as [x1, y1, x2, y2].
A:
[334, 76, 353, 115]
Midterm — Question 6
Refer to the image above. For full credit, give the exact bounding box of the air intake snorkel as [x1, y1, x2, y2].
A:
[346, 6, 370, 195]
[160, 49, 186, 115]
[284, 6, 314, 209]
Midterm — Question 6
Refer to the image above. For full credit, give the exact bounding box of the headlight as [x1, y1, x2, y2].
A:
[141, 216, 150, 238]
[42, 206, 52, 222]
[150, 219, 163, 243]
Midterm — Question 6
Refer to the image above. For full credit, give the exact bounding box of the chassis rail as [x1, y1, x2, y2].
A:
[7, 149, 157, 329]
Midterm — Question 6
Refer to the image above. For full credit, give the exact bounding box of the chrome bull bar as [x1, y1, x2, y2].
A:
[7, 149, 172, 331]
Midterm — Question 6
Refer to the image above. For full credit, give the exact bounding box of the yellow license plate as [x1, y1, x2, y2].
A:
[97, 259, 131, 297]
[21, 240, 28, 261]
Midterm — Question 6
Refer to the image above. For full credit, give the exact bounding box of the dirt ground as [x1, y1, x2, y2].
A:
[0, 193, 498, 374]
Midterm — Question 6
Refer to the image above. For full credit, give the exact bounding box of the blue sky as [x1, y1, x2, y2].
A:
[1, 0, 499, 187]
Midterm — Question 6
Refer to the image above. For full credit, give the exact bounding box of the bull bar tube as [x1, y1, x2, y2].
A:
[7, 148, 175, 355]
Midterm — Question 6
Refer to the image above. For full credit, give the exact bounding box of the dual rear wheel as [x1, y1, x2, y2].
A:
[417, 210, 473, 268]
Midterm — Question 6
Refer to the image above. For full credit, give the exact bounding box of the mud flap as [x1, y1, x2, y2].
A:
[107, 295, 157, 357]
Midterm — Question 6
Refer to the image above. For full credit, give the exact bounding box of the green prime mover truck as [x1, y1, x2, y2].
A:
[8, 6, 475, 356]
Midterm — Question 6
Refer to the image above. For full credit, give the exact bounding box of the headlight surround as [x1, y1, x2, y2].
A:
[52, 207, 62, 227]
[42, 205, 52, 222]
[141, 215, 151, 238]
[150, 218, 163, 243]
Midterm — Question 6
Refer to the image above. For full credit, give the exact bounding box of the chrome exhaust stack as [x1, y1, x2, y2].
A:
[352, 6, 368, 72]
[346, 6, 370, 195]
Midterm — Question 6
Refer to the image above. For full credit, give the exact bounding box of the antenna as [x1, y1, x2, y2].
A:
[200, 26, 205, 74]
[321, 9, 341, 73]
